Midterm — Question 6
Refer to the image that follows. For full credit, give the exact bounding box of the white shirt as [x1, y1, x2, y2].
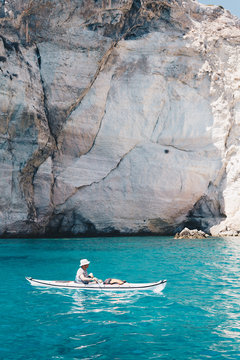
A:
[75, 267, 91, 284]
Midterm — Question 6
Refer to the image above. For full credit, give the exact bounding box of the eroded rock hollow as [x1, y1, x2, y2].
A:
[1, 0, 240, 237]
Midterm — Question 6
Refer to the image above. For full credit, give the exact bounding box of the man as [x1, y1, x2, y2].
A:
[75, 259, 98, 284]
[75, 259, 126, 285]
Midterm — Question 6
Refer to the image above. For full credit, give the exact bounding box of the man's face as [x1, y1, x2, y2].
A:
[82, 264, 89, 270]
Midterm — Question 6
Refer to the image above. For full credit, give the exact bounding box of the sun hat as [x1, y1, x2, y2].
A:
[80, 259, 90, 267]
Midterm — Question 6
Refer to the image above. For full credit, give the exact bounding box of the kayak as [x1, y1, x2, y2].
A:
[26, 277, 167, 292]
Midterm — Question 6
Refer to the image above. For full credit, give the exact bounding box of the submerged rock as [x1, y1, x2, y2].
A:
[0, 0, 240, 237]
[175, 228, 209, 239]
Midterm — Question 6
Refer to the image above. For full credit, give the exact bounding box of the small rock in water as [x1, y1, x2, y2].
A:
[175, 227, 209, 239]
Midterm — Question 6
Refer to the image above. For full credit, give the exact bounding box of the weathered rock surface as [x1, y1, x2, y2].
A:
[175, 227, 209, 239]
[0, 0, 240, 237]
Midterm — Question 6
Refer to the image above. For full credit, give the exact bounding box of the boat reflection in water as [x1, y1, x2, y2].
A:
[31, 283, 165, 317]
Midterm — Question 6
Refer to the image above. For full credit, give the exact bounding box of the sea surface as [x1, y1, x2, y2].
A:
[1, 236, 240, 360]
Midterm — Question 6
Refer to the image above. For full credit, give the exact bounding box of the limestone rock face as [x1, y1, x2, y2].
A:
[0, 0, 240, 237]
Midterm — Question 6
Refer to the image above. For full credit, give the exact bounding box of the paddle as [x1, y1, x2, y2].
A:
[95, 278, 103, 290]
[90, 273, 102, 289]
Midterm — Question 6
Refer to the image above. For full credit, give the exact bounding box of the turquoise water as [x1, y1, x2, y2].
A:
[1, 236, 240, 359]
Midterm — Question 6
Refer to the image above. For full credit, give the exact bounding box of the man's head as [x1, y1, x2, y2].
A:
[80, 259, 90, 269]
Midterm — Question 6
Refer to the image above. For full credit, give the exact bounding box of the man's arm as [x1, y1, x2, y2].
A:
[80, 274, 97, 283]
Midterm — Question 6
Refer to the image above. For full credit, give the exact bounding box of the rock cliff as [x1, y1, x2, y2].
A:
[0, 0, 240, 237]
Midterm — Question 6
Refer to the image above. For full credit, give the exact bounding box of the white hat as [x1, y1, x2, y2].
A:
[80, 259, 90, 267]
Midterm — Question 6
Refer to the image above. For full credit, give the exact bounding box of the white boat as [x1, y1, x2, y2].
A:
[26, 277, 167, 292]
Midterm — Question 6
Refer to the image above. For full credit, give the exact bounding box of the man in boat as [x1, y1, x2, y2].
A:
[75, 259, 98, 284]
[76, 259, 125, 285]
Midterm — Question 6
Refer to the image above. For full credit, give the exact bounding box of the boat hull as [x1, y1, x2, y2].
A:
[26, 277, 167, 292]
